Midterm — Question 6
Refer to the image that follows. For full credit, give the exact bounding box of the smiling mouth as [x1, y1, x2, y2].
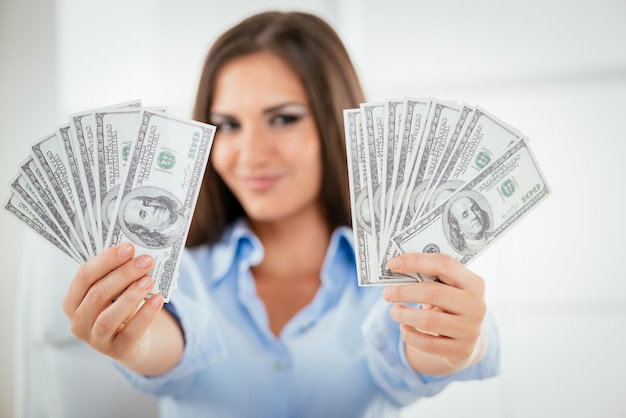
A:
[243, 175, 281, 191]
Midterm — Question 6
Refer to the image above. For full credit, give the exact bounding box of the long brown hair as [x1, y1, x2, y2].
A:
[187, 11, 366, 247]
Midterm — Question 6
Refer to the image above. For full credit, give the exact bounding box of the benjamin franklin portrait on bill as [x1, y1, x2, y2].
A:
[117, 186, 188, 249]
[442, 191, 493, 256]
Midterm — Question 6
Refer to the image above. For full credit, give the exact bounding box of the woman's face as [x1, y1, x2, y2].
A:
[209, 51, 323, 224]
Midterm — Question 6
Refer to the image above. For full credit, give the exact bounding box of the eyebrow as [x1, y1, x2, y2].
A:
[210, 102, 308, 119]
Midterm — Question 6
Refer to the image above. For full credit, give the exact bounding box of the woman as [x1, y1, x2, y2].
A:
[62, 11, 499, 417]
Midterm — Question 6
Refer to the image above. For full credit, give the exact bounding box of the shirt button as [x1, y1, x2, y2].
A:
[274, 361, 287, 371]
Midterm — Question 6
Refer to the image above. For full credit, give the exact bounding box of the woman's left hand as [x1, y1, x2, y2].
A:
[382, 252, 488, 376]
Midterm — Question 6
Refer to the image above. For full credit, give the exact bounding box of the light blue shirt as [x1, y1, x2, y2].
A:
[117, 220, 499, 418]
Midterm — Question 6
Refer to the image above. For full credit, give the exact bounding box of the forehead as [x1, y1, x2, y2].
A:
[212, 51, 308, 112]
[450, 196, 476, 212]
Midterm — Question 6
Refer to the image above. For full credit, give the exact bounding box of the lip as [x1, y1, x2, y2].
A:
[242, 174, 282, 192]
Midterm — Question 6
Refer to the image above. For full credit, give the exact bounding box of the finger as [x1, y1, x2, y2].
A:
[63, 243, 135, 315]
[388, 253, 484, 295]
[90, 276, 155, 349]
[391, 303, 479, 340]
[70, 254, 155, 340]
[110, 293, 164, 361]
[383, 282, 481, 316]
[400, 324, 474, 366]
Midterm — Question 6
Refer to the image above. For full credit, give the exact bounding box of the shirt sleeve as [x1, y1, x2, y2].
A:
[362, 298, 500, 406]
[113, 251, 228, 397]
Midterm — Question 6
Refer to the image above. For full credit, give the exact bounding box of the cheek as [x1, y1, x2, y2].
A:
[291, 140, 322, 183]
[210, 140, 232, 178]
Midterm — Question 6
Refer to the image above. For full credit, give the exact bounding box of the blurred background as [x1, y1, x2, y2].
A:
[1, 0, 625, 417]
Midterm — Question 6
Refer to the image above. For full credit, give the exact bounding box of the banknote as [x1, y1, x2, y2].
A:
[376, 100, 462, 280]
[345, 108, 423, 285]
[345, 97, 550, 286]
[94, 107, 144, 246]
[422, 107, 523, 213]
[383, 97, 431, 244]
[380, 99, 403, 235]
[344, 109, 375, 285]
[57, 123, 100, 255]
[401, 100, 462, 228]
[4, 191, 82, 263]
[30, 131, 92, 258]
[10, 172, 79, 260]
[360, 102, 385, 258]
[5, 101, 216, 301]
[392, 138, 550, 281]
[69, 99, 142, 246]
[18, 156, 88, 261]
[106, 110, 215, 300]
[414, 104, 475, 218]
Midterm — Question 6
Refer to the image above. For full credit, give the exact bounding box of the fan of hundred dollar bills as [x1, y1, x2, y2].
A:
[4, 100, 216, 300]
[344, 98, 551, 286]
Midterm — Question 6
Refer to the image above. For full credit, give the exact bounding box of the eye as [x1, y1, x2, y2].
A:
[270, 114, 303, 127]
[214, 120, 240, 133]
[139, 210, 147, 219]
[209, 115, 240, 133]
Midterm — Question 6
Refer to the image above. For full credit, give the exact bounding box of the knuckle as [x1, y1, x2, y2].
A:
[413, 333, 437, 353]
[393, 304, 406, 322]
[92, 315, 116, 340]
[69, 320, 86, 341]
[421, 283, 442, 303]
[435, 253, 459, 272]
[86, 283, 108, 306]
[420, 311, 439, 330]
[74, 263, 91, 287]
[115, 326, 138, 348]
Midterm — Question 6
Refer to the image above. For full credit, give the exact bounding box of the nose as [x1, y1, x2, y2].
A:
[238, 122, 272, 166]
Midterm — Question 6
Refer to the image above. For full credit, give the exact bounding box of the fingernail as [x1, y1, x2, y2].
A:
[117, 243, 133, 258]
[138, 276, 152, 290]
[382, 286, 392, 300]
[135, 255, 153, 269]
[390, 304, 399, 319]
[388, 257, 402, 270]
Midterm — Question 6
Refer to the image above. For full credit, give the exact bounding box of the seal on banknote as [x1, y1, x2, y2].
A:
[442, 191, 493, 256]
[117, 185, 188, 248]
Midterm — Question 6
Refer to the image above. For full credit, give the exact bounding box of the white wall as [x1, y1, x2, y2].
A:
[1, 0, 625, 417]
[0, 1, 60, 417]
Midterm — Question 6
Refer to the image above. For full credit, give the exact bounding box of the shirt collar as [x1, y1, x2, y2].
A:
[207, 220, 355, 286]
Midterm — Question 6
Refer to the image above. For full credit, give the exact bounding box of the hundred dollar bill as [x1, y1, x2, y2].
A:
[69, 100, 142, 246]
[106, 110, 215, 300]
[403, 100, 462, 227]
[376, 100, 461, 280]
[344, 109, 375, 285]
[415, 104, 475, 217]
[31, 131, 91, 257]
[422, 107, 523, 215]
[18, 156, 88, 261]
[360, 102, 385, 249]
[383, 98, 431, 244]
[4, 191, 82, 263]
[392, 138, 550, 281]
[10, 173, 82, 261]
[94, 107, 145, 247]
[57, 123, 100, 254]
[380, 99, 403, 236]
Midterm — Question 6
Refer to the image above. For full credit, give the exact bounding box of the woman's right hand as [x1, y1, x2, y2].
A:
[62, 243, 165, 367]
